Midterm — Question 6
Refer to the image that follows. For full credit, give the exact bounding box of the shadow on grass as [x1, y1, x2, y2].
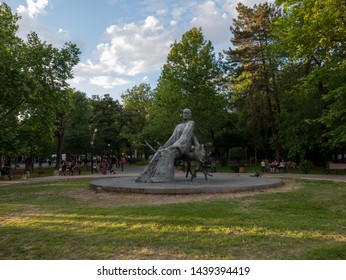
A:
[0, 178, 345, 259]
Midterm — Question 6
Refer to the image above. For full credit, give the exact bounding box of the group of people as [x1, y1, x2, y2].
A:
[60, 158, 78, 175]
[59, 154, 126, 175]
[98, 154, 126, 175]
[260, 159, 287, 174]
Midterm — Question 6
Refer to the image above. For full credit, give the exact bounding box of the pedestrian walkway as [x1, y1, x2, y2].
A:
[264, 172, 346, 182]
[1, 166, 346, 186]
[0, 166, 144, 186]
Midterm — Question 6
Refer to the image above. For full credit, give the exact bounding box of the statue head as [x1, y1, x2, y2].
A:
[182, 108, 192, 121]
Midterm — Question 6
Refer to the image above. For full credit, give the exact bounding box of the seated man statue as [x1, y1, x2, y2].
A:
[136, 108, 205, 183]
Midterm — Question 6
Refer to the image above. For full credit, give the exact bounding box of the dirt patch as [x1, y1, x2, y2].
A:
[64, 182, 299, 208]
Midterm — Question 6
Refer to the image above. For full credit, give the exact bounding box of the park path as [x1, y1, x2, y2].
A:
[1, 166, 346, 186]
[264, 172, 346, 182]
[0, 166, 144, 186]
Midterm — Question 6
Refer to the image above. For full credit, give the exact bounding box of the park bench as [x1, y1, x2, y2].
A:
[0, 167, 26, 180]
[327, 162, 346, 174]
[59, 165, 81, 175]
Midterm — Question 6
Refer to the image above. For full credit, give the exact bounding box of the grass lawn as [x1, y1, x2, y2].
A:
[0, 178, 345, 260]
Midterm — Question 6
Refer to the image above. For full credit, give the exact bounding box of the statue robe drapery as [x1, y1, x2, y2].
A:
[135, 120, 199, 183]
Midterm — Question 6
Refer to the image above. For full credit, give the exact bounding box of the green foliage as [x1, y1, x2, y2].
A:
[0, 3, 29, 156]
[222, 0, 346, 163]
[147, 27, 228, 147]
[25, 37, 81, 169]
[121, 83, 154, 156]
[274, 0, 346, 153]
[0, 3, 81, 166]
[225, 2, 282, 160]
[279, 81, 326, 160]
[1, 0, 346, 167]
[89, 95, 124, 155]
[299, 159, 314, 174]
[319, 62, 346, 149]
[63, 92, 91, 156]
[229, 147, 246, 163]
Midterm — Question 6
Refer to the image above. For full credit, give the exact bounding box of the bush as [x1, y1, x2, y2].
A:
[229, 147, 246, 164]
[219, 157, 228, 166]
[299, 160, 313, 174]
[230, 164, 239, 173]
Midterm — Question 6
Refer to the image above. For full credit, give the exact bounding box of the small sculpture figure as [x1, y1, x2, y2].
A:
[136, 108, 205, 183]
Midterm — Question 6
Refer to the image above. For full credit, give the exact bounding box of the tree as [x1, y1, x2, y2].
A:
[274, 0, 346, 159]
[89, 95, 126, 157]
[63, 92, 92, 158]
[0, 3, 30, 160]
[0, 3, 82, 171]
[224, 2, 282, 160]
[53, 90, 88, 171]
[121, 83, 154, 159]
[147, 27, 228, 149]
[23, 33, 81, 173]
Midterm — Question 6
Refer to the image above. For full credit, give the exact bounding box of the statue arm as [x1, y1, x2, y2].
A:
[162, 125, 180, 148]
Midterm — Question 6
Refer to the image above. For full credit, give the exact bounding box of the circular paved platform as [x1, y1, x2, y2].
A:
[90, 172, 284, 194]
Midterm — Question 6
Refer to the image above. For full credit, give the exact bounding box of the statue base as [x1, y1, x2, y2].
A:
[91, 172, 283, 195]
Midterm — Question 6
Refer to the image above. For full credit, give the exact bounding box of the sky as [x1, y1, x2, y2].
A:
[6, 0, 273, 101]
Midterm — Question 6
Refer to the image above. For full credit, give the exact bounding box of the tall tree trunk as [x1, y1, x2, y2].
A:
[266, 92, 281, 161]
[53, 125, 65, 175]
[263, 54, 281, 161]
[53, 96, 82, 175]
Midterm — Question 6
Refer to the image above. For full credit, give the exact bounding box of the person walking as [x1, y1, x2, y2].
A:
[110, 155, 117, 174]
[119, 154, 125, 172]
[101, 158, 108, 175]
[260, 159, 267, 176]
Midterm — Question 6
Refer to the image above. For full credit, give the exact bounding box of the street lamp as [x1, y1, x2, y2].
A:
[90, 128, 98, 174]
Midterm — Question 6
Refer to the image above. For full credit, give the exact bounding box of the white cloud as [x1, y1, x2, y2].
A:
[79, 15, 171, 82]
[57, 28, 69, 38]
[188, 1, 234, 48]
[239, 0, 275, 7]
[90, 76, 130, 88]
[12, 0, 273, 98]
[165, 0, 275, 54]
[170, 20, 178, 27]
[17, 0, 49, 18]
[171, 7, 186, 20]
[69, 76, 86, 85]
[138, 0, 237, 55]
[23, 0, 237, 92]
[15, 0, 70, 47]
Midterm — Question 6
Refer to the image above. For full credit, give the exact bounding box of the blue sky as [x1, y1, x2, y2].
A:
[7, 0, 273, 101]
